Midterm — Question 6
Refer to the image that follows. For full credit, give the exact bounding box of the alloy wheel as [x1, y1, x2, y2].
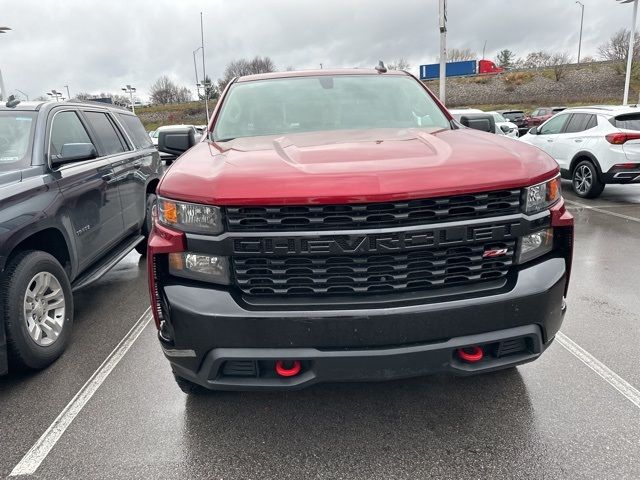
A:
[574, 165, 593, 195]
[22, 272, 66, 346]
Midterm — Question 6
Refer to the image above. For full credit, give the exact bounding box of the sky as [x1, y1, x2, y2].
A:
[0, 0, 633, 102]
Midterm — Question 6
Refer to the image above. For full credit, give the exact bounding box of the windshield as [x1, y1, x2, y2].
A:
[213, 75, 451, 141]
[0, 111, 36, 172]
[613, 114, 640, 131]
[492, 112, 508, 122]
[503, 111, 524, 120]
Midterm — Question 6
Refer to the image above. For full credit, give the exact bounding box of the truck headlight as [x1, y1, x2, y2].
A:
[168, 252, 230, 284]
[158, 198, 222, 234]
[517, 228, 553, 264]
[524, 175, 561, 214]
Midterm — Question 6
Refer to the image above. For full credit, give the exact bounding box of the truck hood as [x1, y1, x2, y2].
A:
[158, 128, 558, 205]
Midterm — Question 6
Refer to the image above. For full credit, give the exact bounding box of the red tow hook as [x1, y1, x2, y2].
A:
[457, 346, 484, 363]
[275, 360, 302, 377]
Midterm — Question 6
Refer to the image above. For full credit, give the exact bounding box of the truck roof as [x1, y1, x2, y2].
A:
[236, 68, 409, 83]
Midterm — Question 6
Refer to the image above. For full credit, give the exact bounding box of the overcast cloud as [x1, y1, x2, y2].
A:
[0, 0, 631, 101]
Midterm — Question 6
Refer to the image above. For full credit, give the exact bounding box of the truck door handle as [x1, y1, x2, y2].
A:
[547, 139, 554, 143]
[574, 139, 583, 143]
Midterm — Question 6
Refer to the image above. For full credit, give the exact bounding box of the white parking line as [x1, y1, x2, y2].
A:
[10, 308, 152, 477]
[556, 332, 640, 410]
[565, 199, 640, 224]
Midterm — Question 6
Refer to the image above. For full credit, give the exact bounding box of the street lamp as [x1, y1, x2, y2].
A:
[47, 89, 63, 101]
[122, 84, 136, 113]
[617, 0, 639, 105]
[64, 85, 71, 99]
[576, 2, 584, 65]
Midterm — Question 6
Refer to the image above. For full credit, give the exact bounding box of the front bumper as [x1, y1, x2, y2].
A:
[161, 256, 567, 391]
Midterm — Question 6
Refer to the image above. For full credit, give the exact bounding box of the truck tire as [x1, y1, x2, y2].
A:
[572, 160, 605, 199]
[0, 251, 73, 370]
[173, 372, 207, 395]
[135, 193, 157, 256]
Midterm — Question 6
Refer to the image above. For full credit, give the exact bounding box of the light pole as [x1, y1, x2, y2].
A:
[122, 84, 136, 113]
[200, 12, 210, 123]
[439, 0, 447, 105]
[47, 90, 63, 101]
[576, 2, 584, 65]
[618, 0, 639, 105]
[0, 26, 11, 101]
[64, 85, 71, 99]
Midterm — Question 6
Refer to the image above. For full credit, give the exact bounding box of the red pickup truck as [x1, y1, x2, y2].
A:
[149, 68, 573, 393]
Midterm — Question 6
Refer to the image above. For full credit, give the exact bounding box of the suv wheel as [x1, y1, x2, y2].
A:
[572, 160, 605, 199]
[173, 372, 208, 395]
[0, 251, 73, 370]
[135, 193, 157, 256]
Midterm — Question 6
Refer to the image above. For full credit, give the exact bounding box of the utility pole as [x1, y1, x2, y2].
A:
[482, 40, 487, 59]
[122, 85, 136, 113]
[618, 0, 639, 105]
[200, 12, 210, 123]
[0, 26, 11, 101]
[576, 1, 584, 65]
[439, 0, 447, 105]
[64, 85, 71, 99]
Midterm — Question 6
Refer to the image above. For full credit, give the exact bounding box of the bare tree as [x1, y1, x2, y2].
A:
[149, 76, 179, 104]
[598, 29, 640, 61]
[516, 51, 553, 69]
[446, 48, 477, 62]
[550, 52, 572, 81]
[218, 56, 277, 91]
[74, 91, 131, 106]
[387, 58, 411, 70]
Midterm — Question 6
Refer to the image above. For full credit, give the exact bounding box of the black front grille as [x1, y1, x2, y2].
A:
[225, 190, 521, 232]
[233, 240, 515, 296]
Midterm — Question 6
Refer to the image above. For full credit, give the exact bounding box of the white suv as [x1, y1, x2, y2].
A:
[519, 106, 640, 198]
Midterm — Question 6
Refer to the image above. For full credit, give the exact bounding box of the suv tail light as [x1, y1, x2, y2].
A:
[605, 132, 640, 144]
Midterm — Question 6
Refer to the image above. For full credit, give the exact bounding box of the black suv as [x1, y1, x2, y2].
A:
[0, 99, 161, 374]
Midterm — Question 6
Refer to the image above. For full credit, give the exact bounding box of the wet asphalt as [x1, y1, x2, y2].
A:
[1, 181, 639, 479]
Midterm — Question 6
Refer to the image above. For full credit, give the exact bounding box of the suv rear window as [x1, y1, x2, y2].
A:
[612, 113, 640, 131]
[213, 75, 451, 141]
[0, 111, 36, 172]
[118, 114, 153, 149]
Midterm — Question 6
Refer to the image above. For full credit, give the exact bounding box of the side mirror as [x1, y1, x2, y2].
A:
[158, 128, 196, 156]
[52, 143, 97, 165]
[529, 127, 539, 135]
[500, 125, 511, 134]
[459, 114, 496, 134]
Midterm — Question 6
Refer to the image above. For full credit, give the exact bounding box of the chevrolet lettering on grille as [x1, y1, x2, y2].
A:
[232, 221, 521, 256]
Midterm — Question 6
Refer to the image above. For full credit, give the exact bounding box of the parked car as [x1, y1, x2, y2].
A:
[486, 111, 519, 138]
[525, 107, 566, 128]
[148, 68, 573, 394]
[450, 109, 517, 137]
[0, 98, 161, 374]
[498, 109, 527, 134]
[519, 105, 640, 198]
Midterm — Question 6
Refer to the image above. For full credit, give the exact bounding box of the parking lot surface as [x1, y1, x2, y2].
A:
[1, 182, 639, 479]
